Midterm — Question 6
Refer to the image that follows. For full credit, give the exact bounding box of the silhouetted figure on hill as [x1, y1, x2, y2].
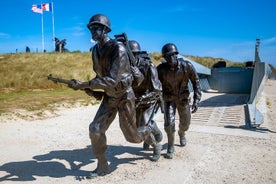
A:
[55, 37, 68, 52]
[26, 46, 30, 53]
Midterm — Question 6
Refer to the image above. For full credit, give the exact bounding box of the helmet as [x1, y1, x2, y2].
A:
[87, 14, 111, 33]
[128, 40, 141, 53]
[161, 43, 179, 57]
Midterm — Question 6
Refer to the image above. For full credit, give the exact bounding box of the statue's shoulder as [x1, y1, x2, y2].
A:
[157, 61, 168, 70]
[107, 39, 127, 51]
[178, 57, 192, 66]
[107, 39, 123, 46]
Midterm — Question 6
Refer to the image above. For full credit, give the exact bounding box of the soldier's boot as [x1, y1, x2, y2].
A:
[164, 126, 175, 159]
[86, 155, 108, 179]
[152, 143, 162, 161]
[143, 142, 150, 151]
[142, 121, 162, 151]
[178, 131, 186, 147]
[143, 121, 163, 150]
[149, 120, 163, 143]
[145, 133, 162, 162]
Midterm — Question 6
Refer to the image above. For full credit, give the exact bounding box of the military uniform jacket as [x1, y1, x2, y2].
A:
[157, 57, 201, 103]
[89, 39, 133, 98]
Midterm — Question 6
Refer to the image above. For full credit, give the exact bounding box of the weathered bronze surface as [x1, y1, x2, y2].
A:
[157, 43, 202, 159]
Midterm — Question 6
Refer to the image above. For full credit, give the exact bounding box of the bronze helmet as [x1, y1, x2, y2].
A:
[128, 40, 141, 53]
[161, 43, 179, 57]
[87, 14, 111, 33]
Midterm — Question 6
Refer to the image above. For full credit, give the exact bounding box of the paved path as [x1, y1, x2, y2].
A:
[155, 92, 269, 139]
[0, 90, 274, 184]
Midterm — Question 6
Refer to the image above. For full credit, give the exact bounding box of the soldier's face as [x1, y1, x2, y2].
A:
[88, 25, 104, 41]
[164, 53, 178, 68]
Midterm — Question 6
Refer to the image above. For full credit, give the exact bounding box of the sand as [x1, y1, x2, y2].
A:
[0, 79, 275, 184]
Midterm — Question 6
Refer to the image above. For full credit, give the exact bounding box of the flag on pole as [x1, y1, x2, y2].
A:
[31, 2, 55, 52]
[42, 3, 52, 12]
[31, 4, 42, 14]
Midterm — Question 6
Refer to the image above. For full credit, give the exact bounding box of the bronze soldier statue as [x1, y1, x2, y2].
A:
[69, 14, 161, 177]
[157, 43, 201, 159]
[128, 40, 163, 151]
[54, 37, 67, 52]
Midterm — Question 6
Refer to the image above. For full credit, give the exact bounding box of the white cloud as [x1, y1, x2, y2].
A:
[71, 25, 86, 36]
[0, 32, 10, 39]
[61, 25, 86, 37]
[262, 37, 276, 45]
[168, 4, 202, 13]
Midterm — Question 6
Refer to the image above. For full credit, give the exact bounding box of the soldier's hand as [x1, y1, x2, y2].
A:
[191, 102, 198, 113]
[68, 79, 83, 90]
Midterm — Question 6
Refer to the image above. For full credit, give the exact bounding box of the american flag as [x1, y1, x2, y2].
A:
[31, 4, 42, 14]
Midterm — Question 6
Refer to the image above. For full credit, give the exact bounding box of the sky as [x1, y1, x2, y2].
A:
[0, 0, 276, 66]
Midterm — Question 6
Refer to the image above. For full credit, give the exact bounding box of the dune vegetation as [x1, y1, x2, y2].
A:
[0, 52, 248, 116]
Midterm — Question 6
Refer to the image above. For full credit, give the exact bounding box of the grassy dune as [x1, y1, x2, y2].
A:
[0, 52, 245, 116]
[0, 52, 96, 116]
[0, 52, 93, 92]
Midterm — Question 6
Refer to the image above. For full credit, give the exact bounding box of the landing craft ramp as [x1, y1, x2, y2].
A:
[155, 91, 269, 139]
[189, 91, 269, 139]
[191, 93, 249, 128]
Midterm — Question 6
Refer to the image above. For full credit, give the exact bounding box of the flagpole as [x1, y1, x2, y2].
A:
[51, 2, 55, 51]
[41, 8, 45, 52]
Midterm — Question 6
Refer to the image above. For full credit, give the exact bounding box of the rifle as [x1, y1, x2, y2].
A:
[47, 74, 75, 86]
[47, 74, 104, 100]
[135, 91, 165, 126]
[135, 91, 164, 113]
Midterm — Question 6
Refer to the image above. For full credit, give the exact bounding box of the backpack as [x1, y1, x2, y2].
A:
[114, 33, 144, 87]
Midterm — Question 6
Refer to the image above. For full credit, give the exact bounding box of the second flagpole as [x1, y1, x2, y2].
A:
[51, 2, 55, 51]
[41, 8, 45, 52]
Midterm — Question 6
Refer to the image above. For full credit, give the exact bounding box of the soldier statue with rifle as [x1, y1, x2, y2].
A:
[49, 14, 162, 178]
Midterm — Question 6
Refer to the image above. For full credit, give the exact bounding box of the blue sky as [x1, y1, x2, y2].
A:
[0, 0, 276, 66]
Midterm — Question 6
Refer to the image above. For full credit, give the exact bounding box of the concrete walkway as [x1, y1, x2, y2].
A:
[155, 92, 269, 139]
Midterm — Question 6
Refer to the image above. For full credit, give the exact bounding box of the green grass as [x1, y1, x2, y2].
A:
[0, 89, 98, 116]
[0, 52, 251, 117]
[0, 52, 97, 116]
[0, 52, 94, 91]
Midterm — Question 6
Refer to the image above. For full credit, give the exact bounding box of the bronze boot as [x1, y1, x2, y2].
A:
[86, 155, 108, 179]
[164, 126, 175, 159]
[143, 142, 150, 151]
[145, 133, 162, 161]
[178, 131, 186, 147]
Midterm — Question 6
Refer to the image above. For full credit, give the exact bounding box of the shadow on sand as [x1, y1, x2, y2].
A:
[0, 144, 150, 181]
